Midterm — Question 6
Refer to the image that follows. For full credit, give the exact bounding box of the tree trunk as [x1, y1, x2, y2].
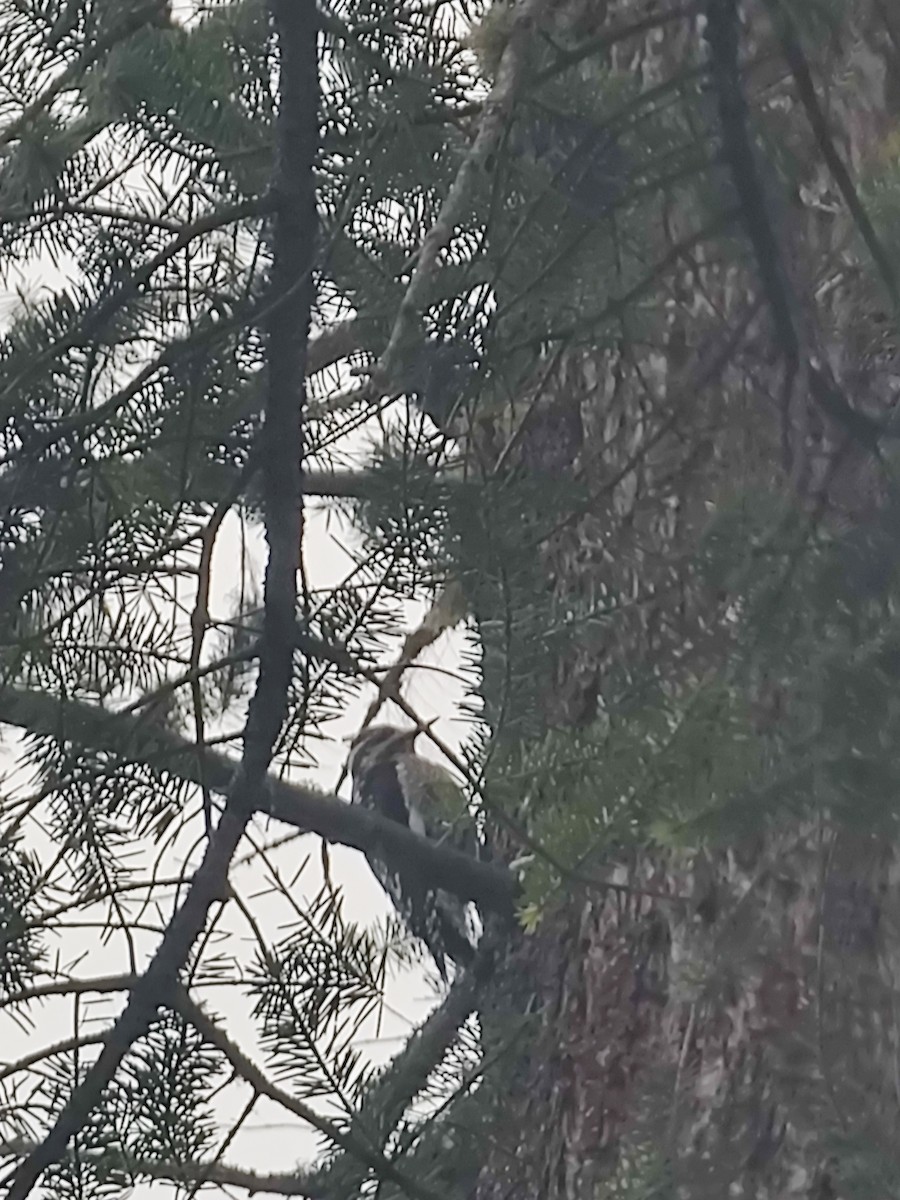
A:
[460, 3, 900, 1196]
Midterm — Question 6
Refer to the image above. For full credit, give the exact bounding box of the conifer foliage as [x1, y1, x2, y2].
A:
[2, 0, 900, 1197]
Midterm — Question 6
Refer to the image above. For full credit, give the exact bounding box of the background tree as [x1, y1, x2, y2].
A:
[2, 0, 900, 1198]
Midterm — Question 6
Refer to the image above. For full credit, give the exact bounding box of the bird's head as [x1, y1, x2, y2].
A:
[347, 724, 420, 777]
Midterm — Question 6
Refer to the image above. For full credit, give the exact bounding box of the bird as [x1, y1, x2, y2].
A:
[347, 724, 480, 981]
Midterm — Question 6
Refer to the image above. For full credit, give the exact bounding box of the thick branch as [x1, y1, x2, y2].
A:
[0, 686, 518, 914]
[309, 946, 490, 1199]
[1, 2, 318, 1194]
[375, 0, 550, 381]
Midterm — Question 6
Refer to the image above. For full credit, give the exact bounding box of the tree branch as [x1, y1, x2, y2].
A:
[0, 1, 169, 152]
[0, 1141, 321, 1197]
[0, 685, 518, 914]
[1, 973, 138, 1009]
[0, 1035, 106, 1085]
[114, 1157, 324, 1198]
[765, 0, 900, 315]
[375, 0, 550, 383]
[0, 959, 485, 1197]
[1, 0, 318, 1193]
[171, 988, 446, 1200]
[0, 197, 270, 421]
[705, 0, 799, 374]
[706, 0, 900, 458]
[308, 946, 490, 1200]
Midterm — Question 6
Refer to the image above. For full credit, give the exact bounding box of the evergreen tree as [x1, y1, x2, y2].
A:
[2, 0, 900, 1198]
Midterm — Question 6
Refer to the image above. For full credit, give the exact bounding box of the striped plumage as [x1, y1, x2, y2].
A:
[347, 725, 479, 981]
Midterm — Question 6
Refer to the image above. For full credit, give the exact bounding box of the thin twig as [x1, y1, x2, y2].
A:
[172, 988, 449, 1200]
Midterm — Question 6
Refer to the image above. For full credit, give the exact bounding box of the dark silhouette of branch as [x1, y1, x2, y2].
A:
[309, 941, 495, 1200]
[532, 3, 701, 85]
[375, 0, 551, 383]
[0, 786, 243, 1200]
[109, 1158, 324, 1198]
[0, 1035, 106, 1085]
[0, 1140, 322, 1197]
[1, 0, 319, 1193]
[171, 988, 446, 1200]
[306, 316, 380, 376]
[0, 1, 170, 152]
[0, 197, 270, 420]
[765, 0, 900, 315]
[705, 0, 900, 460]
[1, 973, 139, 1009]
[0, 954, 489, 1197]
[705, 0, 799, 387]
[1, 976, 470, 1200]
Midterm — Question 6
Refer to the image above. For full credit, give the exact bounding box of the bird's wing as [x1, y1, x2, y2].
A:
[356, 751, 479, 979]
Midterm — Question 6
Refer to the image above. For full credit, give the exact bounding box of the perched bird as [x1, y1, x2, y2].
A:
[347, 724, 480, 980]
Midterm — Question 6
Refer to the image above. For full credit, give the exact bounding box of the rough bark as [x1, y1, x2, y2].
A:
[460, 2, 900, 1196]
